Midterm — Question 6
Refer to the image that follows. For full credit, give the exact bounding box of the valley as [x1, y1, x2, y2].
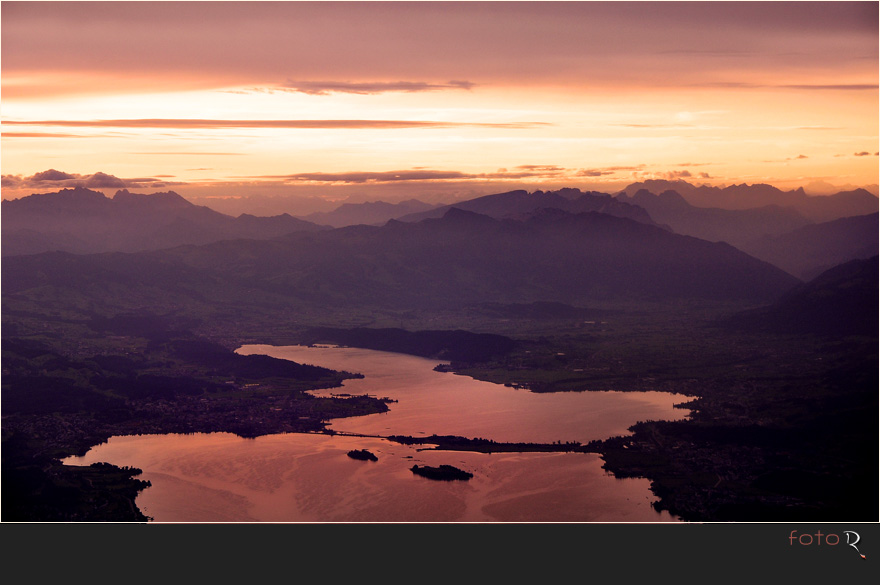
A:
[2, 180, 877, 523]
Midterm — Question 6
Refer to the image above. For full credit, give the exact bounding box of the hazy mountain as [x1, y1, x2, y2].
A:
[299, 198, 440, 227]
[725, 256, 878, 336]
[738, 213, 879, 280]
[3, 207, 801, 313]
[185, 193, 339, 218]
[396, 188, 659, 226]
[619, 180, 878, 222]
[616, 189, 812, 247]
[804, 180, 879, 197]
[1, 187, 325, 255]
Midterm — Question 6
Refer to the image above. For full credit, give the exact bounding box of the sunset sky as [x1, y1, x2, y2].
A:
[2, 1, 878, 211]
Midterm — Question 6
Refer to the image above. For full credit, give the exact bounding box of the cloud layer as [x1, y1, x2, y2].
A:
[3, 119, 548, 130]
[1, 169, 182, 191]
[3, 2, 877, 96]
[278, 80, 476, 95]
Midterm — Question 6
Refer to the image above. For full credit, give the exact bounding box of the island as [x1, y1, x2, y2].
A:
[410, 464, 474, 481]
[347, 449, 379, 462]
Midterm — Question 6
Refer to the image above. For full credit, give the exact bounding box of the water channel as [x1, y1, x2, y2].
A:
[64, 344, 690, 522]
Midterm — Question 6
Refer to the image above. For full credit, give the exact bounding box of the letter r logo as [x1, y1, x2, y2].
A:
[843, 531, 866, 560]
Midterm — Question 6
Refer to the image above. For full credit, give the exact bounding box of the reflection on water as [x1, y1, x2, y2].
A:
[64, 432, 678, 522]
[63, 344, 689, 522]
[237, 344, 688, 444]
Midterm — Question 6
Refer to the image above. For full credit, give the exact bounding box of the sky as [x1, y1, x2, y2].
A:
[1, 1, 878, 213]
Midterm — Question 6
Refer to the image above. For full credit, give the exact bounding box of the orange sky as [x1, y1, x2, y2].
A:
[2, 1, 878, 208]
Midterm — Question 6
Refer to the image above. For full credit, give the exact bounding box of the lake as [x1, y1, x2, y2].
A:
[63, 344, 689, 522]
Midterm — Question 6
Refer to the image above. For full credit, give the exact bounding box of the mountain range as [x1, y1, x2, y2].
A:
[614, 188, 877, 278]
[2, 206, 802, 315]
[300, 198, 440, 227]
[726, 256, 878, 336]
[2, 180, 876, 296]
[738, 212, 879, 280]
[396, 188, 658, 226]
[615, 188, 813, 248]
[618, 179, 878, 222]
[1, 187, 325, 256]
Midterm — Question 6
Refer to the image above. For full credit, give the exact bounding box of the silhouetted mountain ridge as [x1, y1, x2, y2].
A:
[1, 187, 326, 255]
[300, 198, 440, 227]
[397, 188, 659, 226]
[619, 180, 877, 222]
[725, 256, 878, 336]
[616, 188, 813, 248]
[739, 213, 879, 280]
[3, 206, 802, 312]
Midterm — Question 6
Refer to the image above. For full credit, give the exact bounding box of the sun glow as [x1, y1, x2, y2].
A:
[2, 2, 877, 202]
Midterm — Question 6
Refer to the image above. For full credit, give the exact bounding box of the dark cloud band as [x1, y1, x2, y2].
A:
[279, 80, 476, 95]
[3, 119, 548, 130]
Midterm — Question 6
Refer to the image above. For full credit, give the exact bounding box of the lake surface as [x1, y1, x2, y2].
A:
[239, 344, 688, 445]
[64, 344, 689, 523]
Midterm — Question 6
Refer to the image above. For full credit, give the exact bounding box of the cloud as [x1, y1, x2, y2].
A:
[242, 164, 654, 186]
[129, 152, 246, 156]
[278, 80, 476, 95]
[84, 171, 126, 188]
[31, 169, 77, 182]
[765, 154, 810, 162]
[1, 174, 24, 188]
[854, 151, 873, 156]
[242, 165, 585, 185]
[1, 132, 89, 138]
[780, 84, 878, 91]
[3, 119, 549, 130]
[124, 177, 188, 189]
[610, 123, 693, 129]
[276, 170, 473, 184]
[515, 165, 566, 172]
[577, 169, 616, 177]
[628, 169, 701, 181]
[604, 165, 647, 171]
[0, 169, 184, 192]
[2, 2, 875, 102]
[696, 82, 877, 91]
[576, 165, 646, 177]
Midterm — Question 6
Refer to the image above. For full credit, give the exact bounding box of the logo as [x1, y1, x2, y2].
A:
[789, 529, 866, 560]
[844, 531, 867, 560]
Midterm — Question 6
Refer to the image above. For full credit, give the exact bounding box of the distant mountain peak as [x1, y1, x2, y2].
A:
[112, 189, 191, 207]
[2, 186, 110, 210]
[300, 197, 440, 227]
[620, 178, 878, 221]
[657, 190, 690, 206]
[438, 206, 498, 224]
[111, 189, 138, 200]
[836, 188, 879, 199]
[555, 187, 586, 199]
[2, 187, 323, 255]
[51, 186, 107, 199]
